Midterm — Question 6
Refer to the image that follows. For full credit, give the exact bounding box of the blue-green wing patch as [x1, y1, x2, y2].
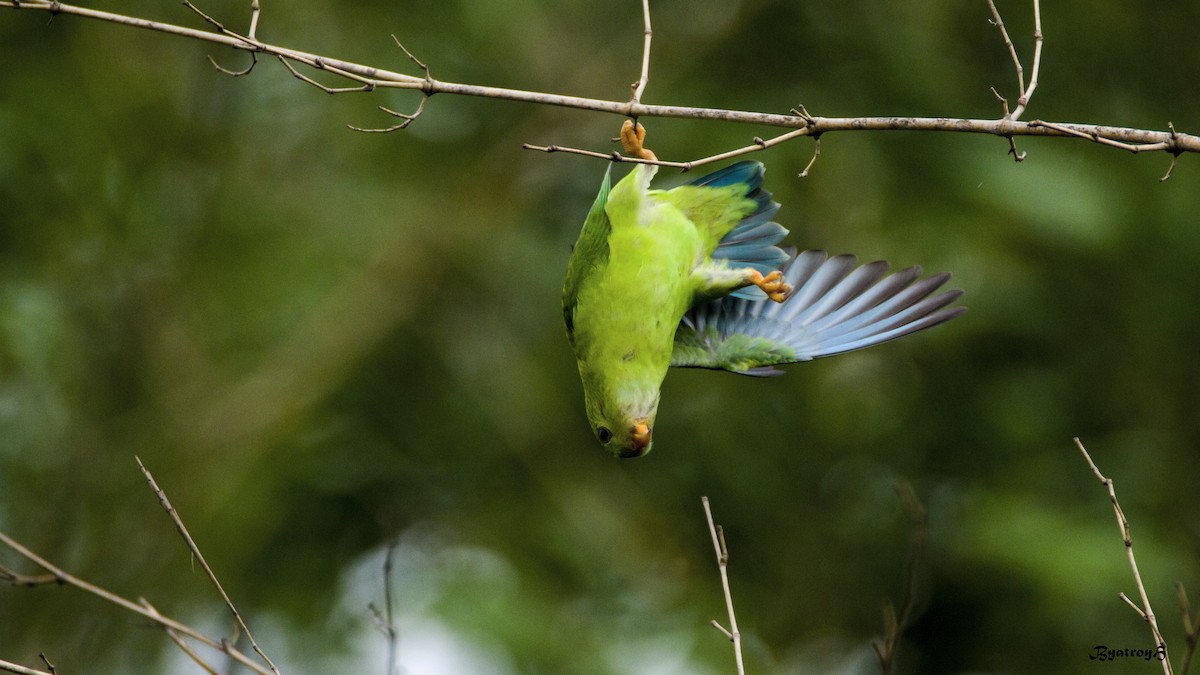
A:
[689, 162, 790, 299]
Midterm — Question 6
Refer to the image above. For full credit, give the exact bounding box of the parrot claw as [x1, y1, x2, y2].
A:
[620, 120, 656, 161]
[748, 269, 791, 302]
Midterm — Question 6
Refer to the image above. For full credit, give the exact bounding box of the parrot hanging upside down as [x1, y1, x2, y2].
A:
[562, 121, 965, 458]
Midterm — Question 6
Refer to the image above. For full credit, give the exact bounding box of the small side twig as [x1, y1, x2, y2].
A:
[702, 496, 745, 675]
[349, 97, 429, 134]
[182, 0, 260, 76]
[1074, 438, 1172, 675]
[629, 0, 652, 106]
[136, 456, 282, 675]
[987, 0, 1042, 161]
[523, 126, 813, 173]
[348, 37, 432, 132]
[986, 0, 1042, 121]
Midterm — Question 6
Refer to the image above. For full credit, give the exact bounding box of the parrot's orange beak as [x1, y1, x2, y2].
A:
[620, 421, 652, 458]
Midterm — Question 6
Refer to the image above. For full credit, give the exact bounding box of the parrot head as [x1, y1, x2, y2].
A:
[579, 370, 660, 458]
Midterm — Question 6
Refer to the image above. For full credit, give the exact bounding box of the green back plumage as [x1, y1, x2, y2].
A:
[662, 183, 759, 254]
[669, 161, 790, 298]
[562, 166, 611, 343]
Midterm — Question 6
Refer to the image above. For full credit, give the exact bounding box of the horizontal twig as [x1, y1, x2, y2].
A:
[2, 0, 1197, 159]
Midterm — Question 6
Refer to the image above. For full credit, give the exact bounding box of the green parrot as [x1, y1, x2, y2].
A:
[563, 121, 964, 458]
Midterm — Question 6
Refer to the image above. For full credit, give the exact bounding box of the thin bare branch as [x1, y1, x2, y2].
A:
[391, 35, 430, 80]
[0, 530, 272, 674]
[1022, 0, 1044, 119]
[1074, 438, 1172, 675]
[987, 0, 1042, 167]
[0, 0, 1196, 166]
[525, 126, 815, 173]
[630, 0, 652, 106]
[0, 658, 53, 675]
[986, 0, 1024, 108]
[522, 143, 681, 166]
[702, 496, 745, 675]
[136, 457, 281, 675]
[986, 0, 1042, 121]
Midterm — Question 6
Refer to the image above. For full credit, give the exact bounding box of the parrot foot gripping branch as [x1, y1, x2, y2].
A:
[563, 123, 965, 458]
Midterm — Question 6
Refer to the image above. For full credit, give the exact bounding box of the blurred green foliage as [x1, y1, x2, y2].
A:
[2, 0, 1200, 673]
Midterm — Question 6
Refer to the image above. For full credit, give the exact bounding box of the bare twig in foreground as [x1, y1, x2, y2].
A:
[136, 456, 281, 675]
[702, 496, 745, 675]
[0, 530, 272, 674]
[1074, 437, 1172, 675]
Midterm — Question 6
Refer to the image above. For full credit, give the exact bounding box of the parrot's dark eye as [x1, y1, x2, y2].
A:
[597, 427, 613, 443]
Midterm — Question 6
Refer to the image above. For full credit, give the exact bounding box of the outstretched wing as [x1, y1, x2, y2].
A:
[670, 250, 966, 376]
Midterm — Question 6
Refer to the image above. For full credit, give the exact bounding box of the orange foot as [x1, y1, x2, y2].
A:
[748, 269, 791, 302]
[620, 120, 657, 161]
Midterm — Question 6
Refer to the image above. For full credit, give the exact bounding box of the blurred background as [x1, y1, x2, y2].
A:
[2, 0, 1199, 672]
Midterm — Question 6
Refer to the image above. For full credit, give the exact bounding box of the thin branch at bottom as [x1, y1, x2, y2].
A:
[1074, 437, 1173, 675]
[702, 496, 746, 675]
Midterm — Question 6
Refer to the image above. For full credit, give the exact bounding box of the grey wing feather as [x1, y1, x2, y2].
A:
[671, 250, 966, 374]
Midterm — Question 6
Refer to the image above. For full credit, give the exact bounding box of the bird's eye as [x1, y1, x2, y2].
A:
[597, 427, 613, 443]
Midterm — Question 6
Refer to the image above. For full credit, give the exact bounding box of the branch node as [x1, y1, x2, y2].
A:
[1160, 122, 1182, 182]
[702, 497, 745, 675]
[790, 104, 817, 127]
[391, 35, 433, 94]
